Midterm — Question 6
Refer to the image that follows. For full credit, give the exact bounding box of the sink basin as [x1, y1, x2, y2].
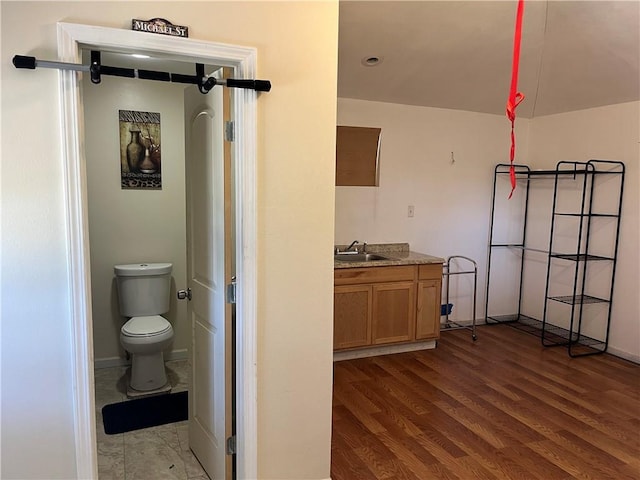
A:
[334, 253, 394, 262]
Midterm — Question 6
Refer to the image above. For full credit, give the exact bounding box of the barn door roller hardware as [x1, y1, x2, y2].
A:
[12, 50, 271, 93]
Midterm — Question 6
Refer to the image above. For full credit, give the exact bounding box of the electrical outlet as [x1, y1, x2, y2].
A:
[408, 205, 415, 217]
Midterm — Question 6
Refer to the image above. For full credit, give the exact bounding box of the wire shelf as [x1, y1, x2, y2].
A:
[548, 294, 609, 305]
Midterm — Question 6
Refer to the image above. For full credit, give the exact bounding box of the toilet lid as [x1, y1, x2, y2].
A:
[122, 315, 172, 337]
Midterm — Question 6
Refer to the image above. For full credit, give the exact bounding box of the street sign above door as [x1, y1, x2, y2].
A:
[132, 18, 189, 38]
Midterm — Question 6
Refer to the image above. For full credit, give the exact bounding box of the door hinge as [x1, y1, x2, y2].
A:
[226, 435, 237, 455]
[225, 120, 235, 142]
[226, 276, 237, 304]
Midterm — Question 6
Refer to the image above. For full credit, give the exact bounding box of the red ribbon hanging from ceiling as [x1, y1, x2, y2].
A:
[506, 0, 525, 198]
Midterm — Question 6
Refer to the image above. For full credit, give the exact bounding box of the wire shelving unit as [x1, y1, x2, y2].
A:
[484, 160, 624, 357]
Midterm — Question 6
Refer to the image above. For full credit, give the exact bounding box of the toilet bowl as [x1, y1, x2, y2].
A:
[120, 315, 174, 393]
[114, 263, 174, 397]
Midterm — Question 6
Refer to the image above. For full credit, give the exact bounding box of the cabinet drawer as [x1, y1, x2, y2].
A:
[335, 265, 416, 285]
[418, 263, 443, 280]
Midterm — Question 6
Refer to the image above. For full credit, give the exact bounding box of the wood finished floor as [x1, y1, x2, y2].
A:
[331, 325, 640, 480]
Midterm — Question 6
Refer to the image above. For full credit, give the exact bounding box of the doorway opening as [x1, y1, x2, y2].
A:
[57, 23, 258, 479]
[84, 53, 230, 477]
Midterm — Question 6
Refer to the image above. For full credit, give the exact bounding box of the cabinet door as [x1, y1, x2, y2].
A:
[371, 282, 415, 345]
[334, 285, 372, 350]
[416, 279, 441, 340]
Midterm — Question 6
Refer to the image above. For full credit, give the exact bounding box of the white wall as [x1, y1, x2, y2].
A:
[336, 98, 532, 322]
[84, 74, 189, 363]
[528, 101, 640, 361]
[1, 2, 338, 479]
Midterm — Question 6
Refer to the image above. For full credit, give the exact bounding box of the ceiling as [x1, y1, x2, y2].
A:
[338, 1, 640, 118]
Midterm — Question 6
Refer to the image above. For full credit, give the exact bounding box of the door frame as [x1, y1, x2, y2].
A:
[57, 22, 258, 479]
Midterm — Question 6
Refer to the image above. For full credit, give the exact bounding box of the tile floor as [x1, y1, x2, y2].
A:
[95, 359, 210, 480]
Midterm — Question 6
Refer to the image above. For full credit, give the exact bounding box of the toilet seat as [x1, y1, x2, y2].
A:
[122, 315, 172, 337]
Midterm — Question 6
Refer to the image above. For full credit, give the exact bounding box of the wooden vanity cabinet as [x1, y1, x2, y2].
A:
[334, 263, 442, 351]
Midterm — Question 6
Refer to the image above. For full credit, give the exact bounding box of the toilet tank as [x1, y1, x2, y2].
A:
[114, 263, 172, 317]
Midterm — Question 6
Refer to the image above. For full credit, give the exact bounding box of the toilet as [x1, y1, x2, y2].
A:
[114, 262, 174, 397]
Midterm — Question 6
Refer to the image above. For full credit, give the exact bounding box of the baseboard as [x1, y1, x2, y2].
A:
[441, 319, 480, 327]
[333, 340, 436, 362]
[165, 349, 189, 362]
[94, 348, 188, 369]
[606, 346, 640, 364]
[94, 356, 128, 369]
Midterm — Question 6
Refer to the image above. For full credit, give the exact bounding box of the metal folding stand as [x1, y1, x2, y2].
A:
[442, 255, 478, 341]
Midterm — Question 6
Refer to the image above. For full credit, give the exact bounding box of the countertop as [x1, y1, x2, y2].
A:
[334, 243, 444, 269]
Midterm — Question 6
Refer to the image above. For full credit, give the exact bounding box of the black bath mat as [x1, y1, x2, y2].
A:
[102, 391, 188, 434]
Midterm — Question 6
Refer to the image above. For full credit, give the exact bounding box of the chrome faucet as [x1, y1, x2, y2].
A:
[345, 240, 359, 252]
[335, 240, 367, 255]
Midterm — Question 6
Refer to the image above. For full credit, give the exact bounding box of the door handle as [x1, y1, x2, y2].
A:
[177, 288, 192, 301]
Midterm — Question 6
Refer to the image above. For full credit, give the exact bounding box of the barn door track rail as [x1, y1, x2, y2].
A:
[12, 50, 271, 93]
